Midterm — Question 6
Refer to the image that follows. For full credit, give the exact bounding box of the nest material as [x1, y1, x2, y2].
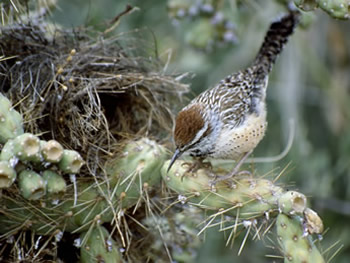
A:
[0, 20, 189, 174]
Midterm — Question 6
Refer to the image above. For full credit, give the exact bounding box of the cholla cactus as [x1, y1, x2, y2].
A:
[161, 159, 325, 262]
[277, 214, 325, 263]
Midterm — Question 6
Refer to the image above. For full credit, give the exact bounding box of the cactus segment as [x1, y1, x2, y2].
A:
[80, 225, 121, 263]
[0, 93, 24, 144]
[276, 214, 325, 263]
[161, 160, 285, 218]
[317, 0, 350, 19]
[0, 160, 17, 188]
[41, 140, 64, 163]
[18, 170, 46, 200]
[106, 138, 167, 207]
[12, 133, 42, 162]
[42, 170, 67, 198]
[58, 150, 85, 174]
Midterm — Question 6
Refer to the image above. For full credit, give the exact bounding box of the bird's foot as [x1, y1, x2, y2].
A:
[209, 151, 253, 189]
[181, 159, 213, 181]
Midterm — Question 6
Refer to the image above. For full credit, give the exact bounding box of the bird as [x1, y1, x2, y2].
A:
[167, 9, 301, 183]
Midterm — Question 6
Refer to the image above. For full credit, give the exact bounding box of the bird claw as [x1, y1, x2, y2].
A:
[181, 159, 214, 182]
[181, 159, 212, 174]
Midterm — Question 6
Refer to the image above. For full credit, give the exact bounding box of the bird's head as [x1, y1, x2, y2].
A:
[167, 104, 213, 172]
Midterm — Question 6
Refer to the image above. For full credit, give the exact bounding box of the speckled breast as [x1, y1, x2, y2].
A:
[211, 113, 267, 159]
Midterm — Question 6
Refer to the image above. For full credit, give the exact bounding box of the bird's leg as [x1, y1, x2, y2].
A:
[211, 150, 253, 185]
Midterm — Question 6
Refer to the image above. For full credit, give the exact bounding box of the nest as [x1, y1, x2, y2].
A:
[0, 19, 189, 174]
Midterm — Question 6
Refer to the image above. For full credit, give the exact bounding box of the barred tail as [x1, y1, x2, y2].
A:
[253, 10, 300, 75]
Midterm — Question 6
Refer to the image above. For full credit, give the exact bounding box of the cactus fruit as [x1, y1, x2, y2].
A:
[304, 208, 324, 234]
[276, 214, 325, 263]
[278, 191, 307, 215]
[58, 149, 85, 174]
[0, 93, 24, 144]
[0, 160, 17, 188]
[80, 225, 121, 263]
[42, 170, 67, 198]
[12, 133, 41, 162]
[317, 0, 350, 19]
[41, 140, 64, 163]
[18, 170, 46, 200]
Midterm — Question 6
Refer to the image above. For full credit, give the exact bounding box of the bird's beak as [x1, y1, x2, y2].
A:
[167, 148, 182, 173]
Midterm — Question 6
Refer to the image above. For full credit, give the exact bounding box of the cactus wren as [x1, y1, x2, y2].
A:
[168, 10, 300, 181]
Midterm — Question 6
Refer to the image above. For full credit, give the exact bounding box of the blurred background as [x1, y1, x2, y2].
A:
[19, 0, 350, 261]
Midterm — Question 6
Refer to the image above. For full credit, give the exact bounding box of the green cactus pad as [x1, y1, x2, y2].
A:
[161, 160, 285, 218]
[42, 170, 67, 198]
[317, 0, 350, 19]
[0, 160, 17, 188]
[41, 140, 64, 163]
[0, 93, 24, 144]
[276, 214, 325, 263]
[80, 225, 121, 263]
[12, 133, 42, 162]
[106, 138, 167, 207]
[58, 149, 85, 174]
[18, 170, 46, 200]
